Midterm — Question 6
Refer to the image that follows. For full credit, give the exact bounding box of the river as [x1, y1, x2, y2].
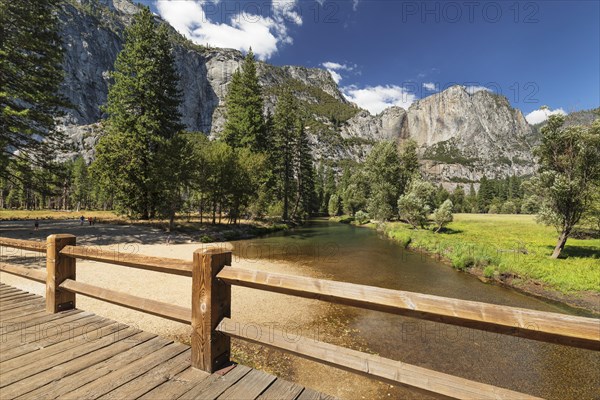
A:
[232, 219, 599, 399]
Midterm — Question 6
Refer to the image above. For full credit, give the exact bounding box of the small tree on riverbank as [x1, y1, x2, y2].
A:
[533, 115, 600, 258]
[432, 199, 453, 232]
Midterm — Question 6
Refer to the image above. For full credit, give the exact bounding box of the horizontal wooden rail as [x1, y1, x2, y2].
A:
[60, 245, 193, 277]
[0, 237, 46, 253]
[217, 317, 541, 400]
[58, 279, 191, 324]
[217, 266, 600, 351]
[0, 263, 47, 283]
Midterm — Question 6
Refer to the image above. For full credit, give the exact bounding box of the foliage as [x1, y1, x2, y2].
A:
[532, 115, 600, 258]
[328, 193, 340, 217]
[398, 179, 435, 229]
[221, 49, 267, 151]
[380, 214, 600, 293]
[91, 7, 185, 221]
[364, 141, 403, 221]
[354, 210, 370, 225]
[432, 199, 453, 232]
[1, 0, 66, 184]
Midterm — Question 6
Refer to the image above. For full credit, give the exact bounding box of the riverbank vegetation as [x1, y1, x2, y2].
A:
[375, 214, 599, 294]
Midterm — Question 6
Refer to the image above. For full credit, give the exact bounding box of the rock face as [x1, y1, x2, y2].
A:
[58, 0, 538, 184]
[400, 85, 536, 184]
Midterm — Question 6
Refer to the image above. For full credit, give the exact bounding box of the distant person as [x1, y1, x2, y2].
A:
[80, 215, 85, 225]
[93, 217, 97, 226]
[166, 233, 172, 246]
[88, 216, 93, 226]
[34, 218, 39, 231]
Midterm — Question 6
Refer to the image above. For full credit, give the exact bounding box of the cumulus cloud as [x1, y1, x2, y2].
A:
[321, 61, 354, 84]
[464, 85, 492, 94]
[423, 82, 437, 91]
[155, 0, 301, 60]
[525, 107, 567, 125]
[343, 85, 417, 115]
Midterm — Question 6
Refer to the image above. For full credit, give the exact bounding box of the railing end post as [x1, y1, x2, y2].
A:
[191, 247, 232, 372]
[46, 234, 76, 313]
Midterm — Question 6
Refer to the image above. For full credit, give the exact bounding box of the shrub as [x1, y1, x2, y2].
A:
[432, 199, 453, 232]
[388, 230, 412, 248]
[355, 210, 370, 225]
[501, 201, 516, 214]
[483, 266, 496, 278]
[200, 234, 214, 243]
[488, 204, 499, 214]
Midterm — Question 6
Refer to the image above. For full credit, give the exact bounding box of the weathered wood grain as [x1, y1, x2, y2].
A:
[0, 237, 46, 253]
[217, 266, 600, 351]
[0, 263, 46, 283]
[46, 234, 76, 313]
[60, 244, 193, 276]
[58, 279, 191, 324]
[191, 249, 232, 372]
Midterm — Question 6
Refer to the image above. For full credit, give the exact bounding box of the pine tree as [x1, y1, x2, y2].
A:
[272, 88, 298, 220]
[364, 141, 402, 221]
[1, 0, 66, 182]
[92, 7, 184, 219]
[221, 49, 266, 151]
[291, 121, 315, 219]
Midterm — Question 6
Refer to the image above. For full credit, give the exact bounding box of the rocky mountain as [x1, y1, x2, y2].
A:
[58, 0, 541, 186]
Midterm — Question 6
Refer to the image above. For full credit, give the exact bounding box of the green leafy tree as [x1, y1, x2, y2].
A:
[398, 179, 435, 228]
[432, 199, 454, 232]
[478, 176, 495, 212]
[533, 116, 600, 258]
[1, 0, 66, 183]
[364, 141, 402, 221]
[221, 49, 266, 151]
[328, 193, 340, 217]
[92, 7, 185, 220]
[451, 185, 465, 213]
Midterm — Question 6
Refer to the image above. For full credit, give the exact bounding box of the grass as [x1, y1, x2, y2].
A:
[378, 214, 600, 294]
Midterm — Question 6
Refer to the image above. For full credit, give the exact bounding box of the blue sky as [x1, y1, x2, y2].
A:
[147, 1, 599, 122]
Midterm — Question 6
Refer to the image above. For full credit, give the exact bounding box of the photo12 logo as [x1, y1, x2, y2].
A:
[400, 1, 540, 24]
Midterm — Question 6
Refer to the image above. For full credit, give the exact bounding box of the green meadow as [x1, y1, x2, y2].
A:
[379, 214, 600, 293]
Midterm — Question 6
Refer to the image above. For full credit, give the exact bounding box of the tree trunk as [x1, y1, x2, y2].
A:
[551, 229, 570, 259]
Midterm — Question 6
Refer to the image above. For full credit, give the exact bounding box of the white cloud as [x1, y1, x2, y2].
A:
[464, 85, 492, 94]
[155, 0, 301, 60]
[525, 107, 567, 125]
[423, 82, 437, 91]
[321, 61, 354, 84]
[352, 0, 360, 11]
[343, 85, 417, 115]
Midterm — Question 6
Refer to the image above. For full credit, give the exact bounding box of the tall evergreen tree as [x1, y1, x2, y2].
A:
[291, 121, 315, 219]
[92, 7, 184, 219]
[221, 49, 266, 151]
[1, 0, 65, 182]
[364, 141, 402, 221]
[272, 88, 298, 220]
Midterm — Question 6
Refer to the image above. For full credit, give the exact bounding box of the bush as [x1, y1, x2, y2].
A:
[488, 204, 499, 214]
[355, 210, 370, 225]
[501, 201, 516, 214]
[483, 266, 496, 278]
[451, 253, 475, 270]
[388, 230, 412, 248]
[432, 199, 453, 232]
[200, 234, 214, 243]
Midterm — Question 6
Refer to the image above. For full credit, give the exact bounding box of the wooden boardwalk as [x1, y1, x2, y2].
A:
[0, 283, 333, 400]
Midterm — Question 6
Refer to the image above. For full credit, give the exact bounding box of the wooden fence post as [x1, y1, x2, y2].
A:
[46, 234, 76, 313]
[191, 248, 232, 372]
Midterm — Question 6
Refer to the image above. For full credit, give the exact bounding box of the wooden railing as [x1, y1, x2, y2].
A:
[1, 234, 598, 400]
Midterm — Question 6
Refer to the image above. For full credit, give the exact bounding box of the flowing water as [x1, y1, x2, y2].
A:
[233, 219, 599, 399]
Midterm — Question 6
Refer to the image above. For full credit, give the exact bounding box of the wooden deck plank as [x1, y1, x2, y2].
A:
[0, 297, 42, 311]
[2, 331, 156, 399]
[217, 368, 277, 399]
[0, 316, 114, 371]
[1, 312, 99, 354]
[15, 335, 171, 400]
[0, 303, 48, 321]
[0, 285, 334, 400]
[60, 342, 188, 400]
[257, 379, 305, 400]
[138, 368, 210, 400]
[98, 350, 192, 399]
[0, 324, 137, 388]
[178, 365, 252, 400]
[0, 293, 39, 303]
